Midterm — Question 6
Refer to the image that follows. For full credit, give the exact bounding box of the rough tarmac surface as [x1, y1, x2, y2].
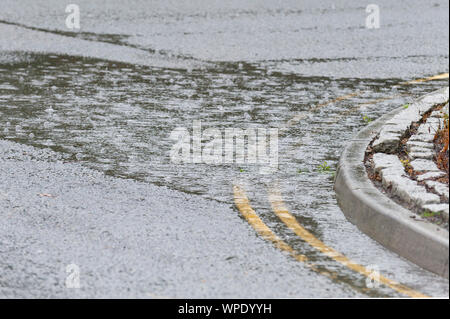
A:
[1, 0, 449, 298]
[0, 139, 359, 298]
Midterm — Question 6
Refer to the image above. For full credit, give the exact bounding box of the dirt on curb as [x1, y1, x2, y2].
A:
[434, 106, 449, 182]
[364, 102, 449, 230]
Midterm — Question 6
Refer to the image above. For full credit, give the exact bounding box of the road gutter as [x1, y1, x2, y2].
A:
[334, 88, 449, 279]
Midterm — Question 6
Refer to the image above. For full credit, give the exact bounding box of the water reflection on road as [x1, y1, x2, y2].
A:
[0, 52, 448, 296]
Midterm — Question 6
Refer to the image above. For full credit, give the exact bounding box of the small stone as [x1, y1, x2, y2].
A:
[390, 176, 440, 206]
[372, 133, 401, 153]
[408, 191, 441, 206]
[409, 133, 435, 143]
[417, 123, 438, 135]
[425, 181, 449, 201]
[416, 171, 445, 181]
[372, 153, 403, 173]
[410, 159, 440, 172]
[406, 140, 433, 152]
[409, 149, 434, 160]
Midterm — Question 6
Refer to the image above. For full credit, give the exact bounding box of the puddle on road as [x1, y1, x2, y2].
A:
[1, 52, 447, 296]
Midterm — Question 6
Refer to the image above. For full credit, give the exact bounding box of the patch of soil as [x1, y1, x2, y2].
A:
[365, 102, 449, 229]
[433, 110, 449, 184]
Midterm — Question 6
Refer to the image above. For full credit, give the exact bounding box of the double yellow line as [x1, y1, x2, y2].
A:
[232, 72, 449, 298]
[233, 185, 339, 282]
[403, 73, 449, 85]
[234, 184, 427, 298]
[269, 184, 428, 298]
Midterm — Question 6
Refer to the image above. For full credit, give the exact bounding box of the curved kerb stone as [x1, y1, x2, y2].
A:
[334, 88, 449, 279]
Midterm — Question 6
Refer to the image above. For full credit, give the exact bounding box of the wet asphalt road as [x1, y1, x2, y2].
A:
[0, 1, 449, 297]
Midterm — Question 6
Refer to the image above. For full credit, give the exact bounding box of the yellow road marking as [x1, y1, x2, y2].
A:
[233, 184, 344, 281]
[233, 184, 308, 262]
[233, 72, 447, 297]
[267, 184, 429, 298]
[282, 72, 449, 134]
[403, 73, 449, 85]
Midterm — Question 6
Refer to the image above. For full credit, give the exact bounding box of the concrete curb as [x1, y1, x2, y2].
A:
[334, 89, 449, 279]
